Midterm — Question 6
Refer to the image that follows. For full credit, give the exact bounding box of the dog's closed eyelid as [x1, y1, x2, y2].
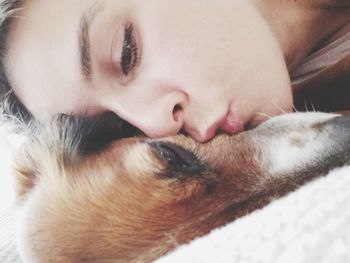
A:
[148, 142, 204, 175]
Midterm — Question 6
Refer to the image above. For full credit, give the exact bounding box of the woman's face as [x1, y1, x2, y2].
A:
[5, 0, 292, 141]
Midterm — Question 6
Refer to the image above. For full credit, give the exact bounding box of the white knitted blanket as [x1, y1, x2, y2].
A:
[1, 124, 349, 263]
[157, 166, 350, 263]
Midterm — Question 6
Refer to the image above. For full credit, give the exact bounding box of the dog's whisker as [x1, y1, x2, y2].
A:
[310, 102, 317, 113]
[164, 233, 180, 247]
[303, 100, 307, 112]
[291, 103, 299, 113]
[304, 99, 310, 113]
[264, 98, 289, 115]
[256, 112, 273, 120]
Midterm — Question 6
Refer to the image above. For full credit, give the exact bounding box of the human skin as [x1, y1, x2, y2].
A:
[4, 0, 350, 141]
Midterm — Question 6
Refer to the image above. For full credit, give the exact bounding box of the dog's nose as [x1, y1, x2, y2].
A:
[325, 116, 350, 130]
[323, 116, 350, 152]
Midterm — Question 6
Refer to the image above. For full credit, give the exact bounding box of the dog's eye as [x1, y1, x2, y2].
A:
[150, 142, 202, 173]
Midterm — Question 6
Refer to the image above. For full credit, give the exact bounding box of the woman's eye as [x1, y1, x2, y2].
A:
[120, 24, 138, 76]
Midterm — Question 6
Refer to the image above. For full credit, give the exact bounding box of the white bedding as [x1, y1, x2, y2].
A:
[1, 123, 349, 263]
[157, 165, 350, 263]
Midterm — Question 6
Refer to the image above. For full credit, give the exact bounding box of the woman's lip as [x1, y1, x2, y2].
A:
[187, 106, 244, 142]
[219, 107, 243, 134]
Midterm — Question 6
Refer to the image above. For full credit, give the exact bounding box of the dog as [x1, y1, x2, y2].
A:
[14, 112, 350, 263]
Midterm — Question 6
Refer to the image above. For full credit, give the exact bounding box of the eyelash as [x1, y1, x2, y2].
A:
[120, 24, 139, 77]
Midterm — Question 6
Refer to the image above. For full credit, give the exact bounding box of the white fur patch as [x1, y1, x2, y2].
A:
[267, 130, 326, 175]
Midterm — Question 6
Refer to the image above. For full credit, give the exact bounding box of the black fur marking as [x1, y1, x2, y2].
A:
[49, 113, 142, 157]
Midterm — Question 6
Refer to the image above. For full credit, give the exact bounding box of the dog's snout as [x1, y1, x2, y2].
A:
[323, 116, 350, 155]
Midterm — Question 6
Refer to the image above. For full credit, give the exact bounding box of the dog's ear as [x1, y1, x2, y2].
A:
[13, 112, 141, 203]
[13, 145, 39, 202]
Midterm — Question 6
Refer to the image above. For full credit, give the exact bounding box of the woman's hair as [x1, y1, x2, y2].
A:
[0, 0, 32, 122]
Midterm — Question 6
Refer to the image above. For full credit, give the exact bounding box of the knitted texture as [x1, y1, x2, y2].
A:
[157, 166, 350, 263]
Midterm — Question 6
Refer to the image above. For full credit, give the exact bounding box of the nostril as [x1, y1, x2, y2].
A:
[173, 104, 183, 122]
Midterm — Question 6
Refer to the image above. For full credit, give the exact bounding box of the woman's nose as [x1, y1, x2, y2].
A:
[118, 91, 188, 138]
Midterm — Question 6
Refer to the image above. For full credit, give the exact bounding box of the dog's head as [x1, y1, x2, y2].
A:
[15, 112, 350, 263]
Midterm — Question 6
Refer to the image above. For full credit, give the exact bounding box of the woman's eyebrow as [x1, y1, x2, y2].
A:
[79, 3, 104, 80]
